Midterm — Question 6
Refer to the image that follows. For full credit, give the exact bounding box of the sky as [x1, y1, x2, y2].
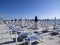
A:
[0, 0, 60, 19]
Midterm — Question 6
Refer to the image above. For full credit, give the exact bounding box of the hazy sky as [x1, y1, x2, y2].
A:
[0, 0, 60, 19]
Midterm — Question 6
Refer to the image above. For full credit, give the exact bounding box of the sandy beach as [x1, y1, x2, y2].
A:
[0, 19, 60, 45]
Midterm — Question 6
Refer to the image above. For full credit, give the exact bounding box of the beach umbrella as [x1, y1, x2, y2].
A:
[11, 19, 13, 22]
[35, 16, 38, 29]
[45, 19, 49, 30]
[53, 17, 57, 29]
[14, 19, 17, 25]
[35, 16, 38, 22]
[14, 19, 17, 22]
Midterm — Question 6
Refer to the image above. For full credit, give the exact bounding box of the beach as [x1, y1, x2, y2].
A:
[0, 19, 60, 45]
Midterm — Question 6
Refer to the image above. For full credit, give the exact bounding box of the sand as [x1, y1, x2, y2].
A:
[0, 20, 60, 45]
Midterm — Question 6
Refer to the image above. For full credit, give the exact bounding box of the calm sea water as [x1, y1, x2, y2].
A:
[40, 19, 60, 25]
